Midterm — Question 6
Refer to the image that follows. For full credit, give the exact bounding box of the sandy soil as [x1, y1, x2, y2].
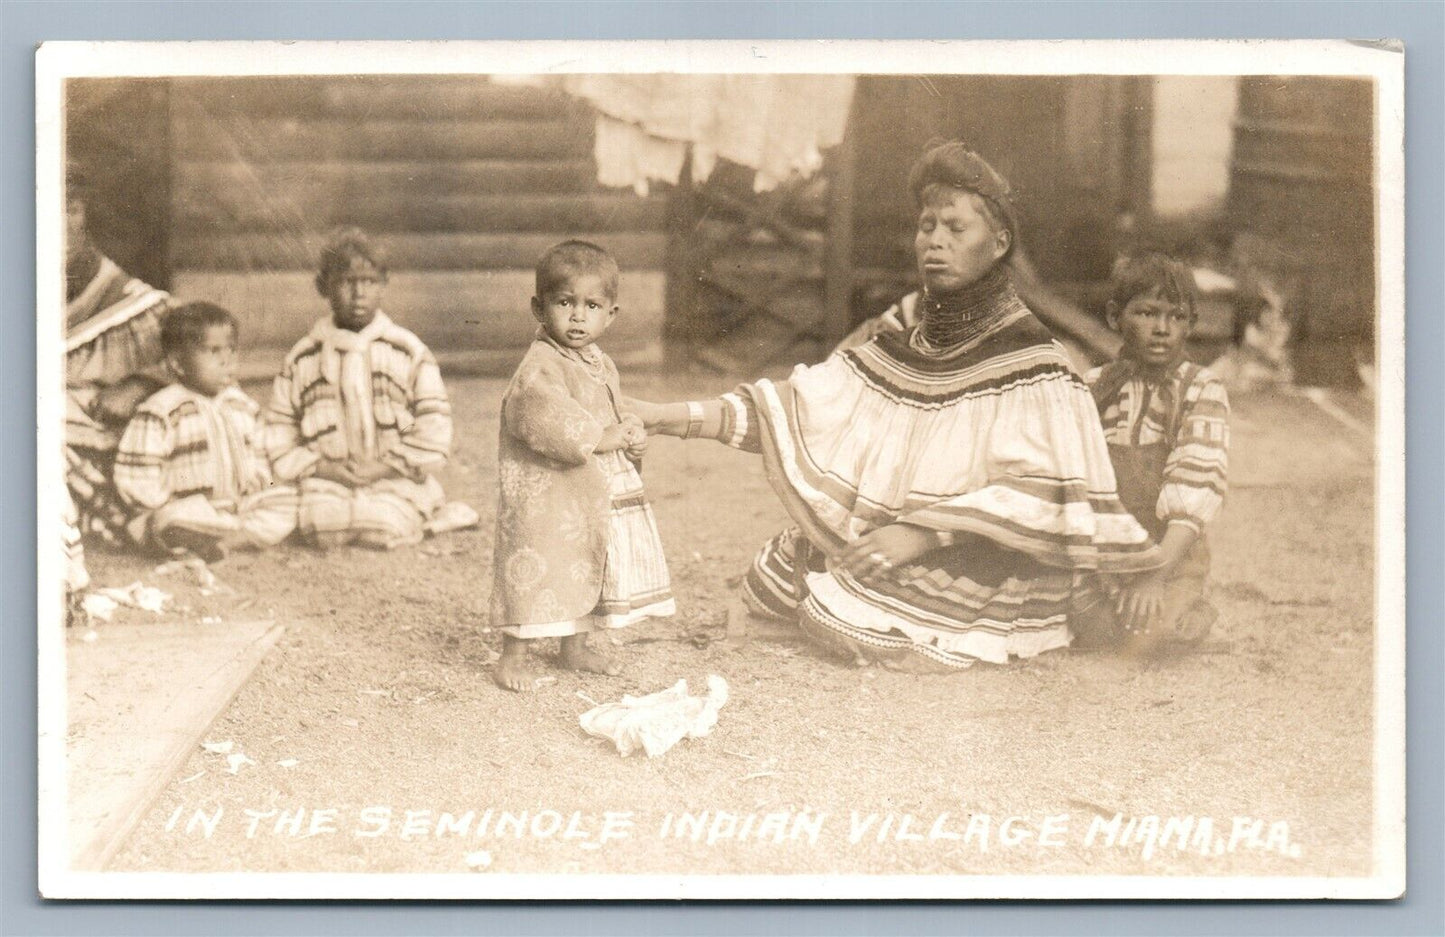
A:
[88, 372, 1377, 880]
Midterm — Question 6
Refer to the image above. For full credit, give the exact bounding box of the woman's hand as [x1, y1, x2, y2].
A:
[621, 397, 663, 431]
[838, 523, 939, 582]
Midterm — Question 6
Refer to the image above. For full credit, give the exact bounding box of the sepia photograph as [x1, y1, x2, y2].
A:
[35, 39, 1404, 900]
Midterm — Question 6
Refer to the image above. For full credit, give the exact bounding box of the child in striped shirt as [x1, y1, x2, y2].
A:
[264, 228, 477, 550]
[1074, 251, 1230, 653]
[114, 302, 297, 562]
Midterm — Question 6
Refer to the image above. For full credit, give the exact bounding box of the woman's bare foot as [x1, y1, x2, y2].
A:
[558, 634, 621, 676]
[493, 637, 538, 692]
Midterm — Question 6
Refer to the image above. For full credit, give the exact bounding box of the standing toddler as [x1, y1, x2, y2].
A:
[490, 241, 674, 691]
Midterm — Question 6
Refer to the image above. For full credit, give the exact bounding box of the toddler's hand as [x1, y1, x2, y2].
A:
[623, 424, 648, 460]
[595, 423, 629, 453]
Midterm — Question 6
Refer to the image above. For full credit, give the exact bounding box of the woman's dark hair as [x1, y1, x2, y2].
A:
[1108, 251, 1198, 317]
[907, 142, 1019, 259]
[315, 226, 389, 296]
[161, 301, 238, 358]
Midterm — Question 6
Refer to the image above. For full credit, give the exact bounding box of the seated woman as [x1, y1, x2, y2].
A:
[631, 143, 1160, 671]
[64, 160, 170, 547]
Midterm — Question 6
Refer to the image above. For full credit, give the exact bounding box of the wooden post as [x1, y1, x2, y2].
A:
[1124, 76, 1156, 225]
[662, 149, 697, 369]
[822, 113, 857, 348]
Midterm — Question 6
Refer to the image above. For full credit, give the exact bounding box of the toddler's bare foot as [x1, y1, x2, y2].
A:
[493, 639, 538, 692]
[558, 635, 621, 676]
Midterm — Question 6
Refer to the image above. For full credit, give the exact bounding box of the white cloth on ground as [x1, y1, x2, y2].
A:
[579, 675, 729, 758]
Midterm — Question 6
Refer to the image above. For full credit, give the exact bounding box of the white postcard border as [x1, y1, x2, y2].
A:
[35, 38, 1407, 901]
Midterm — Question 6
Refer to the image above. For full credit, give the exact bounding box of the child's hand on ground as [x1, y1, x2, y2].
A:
[1115, 571, 1166, 634]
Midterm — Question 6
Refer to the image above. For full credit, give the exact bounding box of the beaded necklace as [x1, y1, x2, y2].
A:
[914, 265, 1022, 352]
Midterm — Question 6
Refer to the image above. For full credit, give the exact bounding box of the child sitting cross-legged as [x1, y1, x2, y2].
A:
[490, 240, 675, 692]
[113, 301, 297, 561]
[265, 227, 477, 550]
[1073, 251, 1230, 654]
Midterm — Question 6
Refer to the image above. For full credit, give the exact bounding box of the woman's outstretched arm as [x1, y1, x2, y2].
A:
[622, 397, 727, 440]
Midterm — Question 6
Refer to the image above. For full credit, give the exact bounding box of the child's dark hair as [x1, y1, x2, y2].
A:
[535, 240, 619, 301]
[160, 302, 238, 358]
[1108, 251, 1198, 317]
[315, 226, 389, 296]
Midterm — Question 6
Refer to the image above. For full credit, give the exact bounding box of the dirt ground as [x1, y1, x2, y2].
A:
[86, 371, 1378, 880]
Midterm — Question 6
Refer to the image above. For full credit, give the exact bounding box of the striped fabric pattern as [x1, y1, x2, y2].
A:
[264, 312, 452, 484]
[63, 488, 89, 593]
[296, 474, 443, 549]
[64, 257, 170, 542]
[115, 384, 271, 509]
[65, 256, 168, 357]
[596, 449, 675, 627]
[1085, 360, 1230, 535]
[720, 307, 1159, 669]
[114, 383, 297, 546]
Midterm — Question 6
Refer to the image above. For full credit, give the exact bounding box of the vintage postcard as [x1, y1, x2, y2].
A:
[37, 39, 1404, 900]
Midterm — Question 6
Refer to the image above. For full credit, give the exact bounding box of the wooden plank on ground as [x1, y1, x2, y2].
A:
[66, 620, 284, 872]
